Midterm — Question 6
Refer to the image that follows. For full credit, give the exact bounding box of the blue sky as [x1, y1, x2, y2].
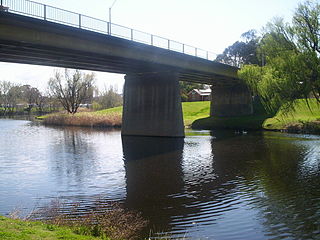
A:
[0, 0, 303, 92]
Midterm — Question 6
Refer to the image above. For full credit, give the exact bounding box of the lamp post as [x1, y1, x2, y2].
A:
[108, 0, 118, 34]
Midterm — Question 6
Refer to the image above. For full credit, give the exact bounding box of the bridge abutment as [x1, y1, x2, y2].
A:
[210, 84, 253, 117]
[122, 72, 185, 137]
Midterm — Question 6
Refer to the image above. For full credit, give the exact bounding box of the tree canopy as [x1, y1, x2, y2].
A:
[215, 29, 260, 67]
[239, 0, 320, 113]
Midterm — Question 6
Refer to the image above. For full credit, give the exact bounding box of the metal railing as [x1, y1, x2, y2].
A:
[1, 0, 218, 61]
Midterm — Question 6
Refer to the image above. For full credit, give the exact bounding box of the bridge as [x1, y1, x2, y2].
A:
[0, 0, 253, 137]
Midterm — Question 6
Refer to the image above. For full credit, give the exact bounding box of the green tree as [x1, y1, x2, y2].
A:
[216, 29, 260, 67]
[48, 69, 95, 114]
[240, 1, 320, 113]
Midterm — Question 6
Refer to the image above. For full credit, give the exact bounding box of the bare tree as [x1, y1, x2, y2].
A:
[0, 80, 20, 115]
[48, 69, 95, 114]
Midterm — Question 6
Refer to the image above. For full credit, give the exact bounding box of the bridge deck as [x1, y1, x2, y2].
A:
[0, 12, 240, 85]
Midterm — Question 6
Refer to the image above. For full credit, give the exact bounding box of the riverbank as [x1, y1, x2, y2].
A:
[41, 111, 122, 128]
[192, 99, 271, 130]
[0, 198, 148, 240]
[38, 99, 320, 134]
[193, 99, 320, 133]
[38, 102, 210, 128]
[262, 99, 320, 133]
[0, 216, 103, 240]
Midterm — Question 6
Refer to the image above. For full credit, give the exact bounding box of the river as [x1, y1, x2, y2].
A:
[1, 118, 320, 239]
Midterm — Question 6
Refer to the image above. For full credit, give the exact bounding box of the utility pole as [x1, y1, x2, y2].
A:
[108, 0, 118, 34]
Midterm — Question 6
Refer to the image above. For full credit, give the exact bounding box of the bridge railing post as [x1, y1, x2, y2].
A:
[151, 35, 153, 46]
[44, 4, 46, 20]
[131, 29, 133, 41]
[195, 48, 197, 57]
[168, 39, 170, 50]
[79, 14, 81, 28]
[107, 22, 110, 35]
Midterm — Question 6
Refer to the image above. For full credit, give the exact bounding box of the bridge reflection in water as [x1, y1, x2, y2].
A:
[121, 132, 320, 239]
[1, 121, 320, 239]
[122, 136, 184, 235]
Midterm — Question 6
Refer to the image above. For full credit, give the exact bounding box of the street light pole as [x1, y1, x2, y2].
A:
[108, 0, 118, 34]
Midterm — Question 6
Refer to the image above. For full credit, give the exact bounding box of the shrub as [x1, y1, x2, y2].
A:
[29, 199, 148, 240]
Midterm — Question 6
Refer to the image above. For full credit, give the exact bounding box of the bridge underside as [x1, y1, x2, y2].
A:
[0, 12, 240, 85]
[0, 12, 253, 137]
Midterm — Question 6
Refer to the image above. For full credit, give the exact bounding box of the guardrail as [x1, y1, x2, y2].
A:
[0, 0, 218, 61]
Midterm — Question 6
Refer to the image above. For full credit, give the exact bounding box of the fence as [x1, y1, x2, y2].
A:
[1, 0, 218, 61]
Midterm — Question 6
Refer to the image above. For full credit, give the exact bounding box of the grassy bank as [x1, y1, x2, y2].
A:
[192, 114, 270, 130]
[192, 99, 271, 130]
[92, 102, 210, 126]
[0, 199, 148, 240]
[38, 100, 320, 133]
[263, 99, 320, 133]
[39, 102, 210, 128]
[192, 99, 320, 133]
[182, 101, 210, 125]
[0, 216, 103, 240]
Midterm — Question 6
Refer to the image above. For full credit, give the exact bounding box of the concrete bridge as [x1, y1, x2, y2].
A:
[0, 2, 252, 137]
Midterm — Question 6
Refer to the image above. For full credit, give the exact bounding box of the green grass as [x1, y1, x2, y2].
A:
[37, 100, 320, 132]
[92, 102, 211, 126]
[94, 106, 123, 115]
[182, 101, 210, 125]
[191, 99, 271, 130]
[0, 216, 104, 240]
[263, 99, 320, 130]
[37, 102, 210, 127]
[192, 114, 270, 130]
[192, 99, 320, 131]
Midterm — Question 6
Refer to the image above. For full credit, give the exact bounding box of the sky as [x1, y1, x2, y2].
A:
[0, 0, 303, 93]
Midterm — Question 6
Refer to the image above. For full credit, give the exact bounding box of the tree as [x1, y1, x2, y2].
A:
[239, 1, 320, 113]
[34, 93, 47, 113]
[20, 85, 41, 114]
[216, 29, 260, 67]
[48, 69, 95, 114]
[94, 85, 122, 110]
[0, 81, 20, 115]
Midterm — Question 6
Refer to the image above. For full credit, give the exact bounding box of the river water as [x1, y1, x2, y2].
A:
[1, 118, 320, 239]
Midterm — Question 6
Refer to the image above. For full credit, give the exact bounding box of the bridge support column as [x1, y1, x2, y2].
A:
[210, 84, 253, 117]
[122, 72, 184, 137]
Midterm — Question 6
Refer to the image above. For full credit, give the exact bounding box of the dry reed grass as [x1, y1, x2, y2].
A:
[43, 112, 122, 128]
[28, 199, 148, 240]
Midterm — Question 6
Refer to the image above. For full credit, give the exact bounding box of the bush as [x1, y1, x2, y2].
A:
[29, 199, 148, 240]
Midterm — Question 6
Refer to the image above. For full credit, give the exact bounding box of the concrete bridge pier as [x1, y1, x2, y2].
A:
[210, 83, 253, 117]
[122, 72, 185, 137]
